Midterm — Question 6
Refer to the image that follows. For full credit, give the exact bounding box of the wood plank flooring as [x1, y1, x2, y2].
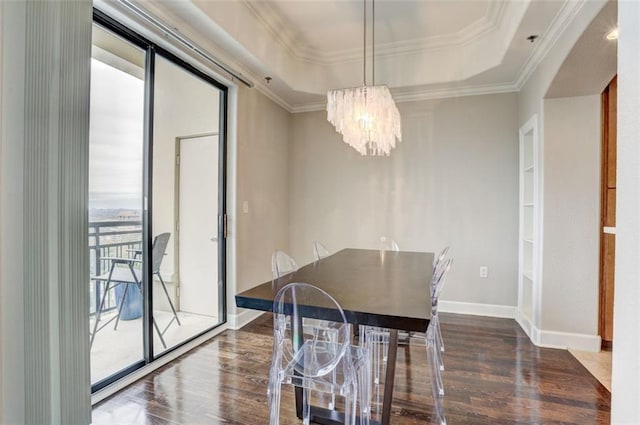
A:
[92, 313, 610, 424]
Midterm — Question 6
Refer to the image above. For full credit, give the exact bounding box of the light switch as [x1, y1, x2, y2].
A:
[242, 201, 249, 214]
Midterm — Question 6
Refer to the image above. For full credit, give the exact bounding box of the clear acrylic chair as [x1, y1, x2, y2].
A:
[433, 246, 450, 271]
[409, 247, 452, 368]
[431, 247, 450, 357]
[272, 250, 299, 279]
[271, 251, 339, 408]
[312, 241, 330, 261]
[379, 236, 399, 252]
[427, 257, 452, 425]
[268, 283, 370, 425]
[361, 237, 401, 385]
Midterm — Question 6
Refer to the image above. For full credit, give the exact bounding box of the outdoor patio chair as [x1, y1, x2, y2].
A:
[89, 232, 180, 349]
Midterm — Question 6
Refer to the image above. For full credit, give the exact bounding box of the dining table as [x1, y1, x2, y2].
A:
[235, 248, 433, 425]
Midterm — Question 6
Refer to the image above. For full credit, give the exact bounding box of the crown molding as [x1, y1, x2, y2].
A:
[243, 0, 509, 65]
[291, 81, 519, 113]
[241, 0, 303, 62]
[253, 81, 294, 113]
[291, 101, 327, 114]
[513, 0, 586, 90]
[318, 1, 506, 64]
[105, 0, 589, 119]
[394, 82, 519, 103]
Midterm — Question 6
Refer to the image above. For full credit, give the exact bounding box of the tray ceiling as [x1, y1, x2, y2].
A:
[119, 0, 613, 111]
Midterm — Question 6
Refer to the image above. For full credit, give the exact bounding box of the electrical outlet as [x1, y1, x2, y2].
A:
[480, 266, 489, 278]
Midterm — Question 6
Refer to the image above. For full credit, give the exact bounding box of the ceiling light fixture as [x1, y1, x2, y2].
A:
[606, 28, 618, 40]
[326, 0, 401, 156]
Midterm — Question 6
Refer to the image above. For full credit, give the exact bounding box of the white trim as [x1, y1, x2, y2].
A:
[292, 102, 327, 114]
[518, 114, 542, 331]
[291, 82, 519, 113]
[515, 311, 533, 337]
[228, 309, 265, 330]
[253, 80, 294, 113]
[513, 0, 586, 90]
[394, 82, 518, 104]
[91, 324, 229, 405]
[439, 300, 517, 319]
[538, 329, 601, 352]
[243, 0, 506, 66]
[516, 312, 601, 352]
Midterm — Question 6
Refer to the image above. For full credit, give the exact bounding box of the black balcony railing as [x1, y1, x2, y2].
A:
[89, 220, 142, 315]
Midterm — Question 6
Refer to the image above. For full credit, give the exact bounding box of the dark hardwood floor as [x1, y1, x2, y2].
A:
[92, 313, 610, 424]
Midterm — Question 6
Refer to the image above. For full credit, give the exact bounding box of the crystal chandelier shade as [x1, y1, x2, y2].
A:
[326, 0, 402, 156]
[327, 85, 401, 156]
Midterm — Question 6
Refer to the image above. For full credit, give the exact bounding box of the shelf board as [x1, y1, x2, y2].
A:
[523, 271, 534, 281]
[524, 165, 534, 172]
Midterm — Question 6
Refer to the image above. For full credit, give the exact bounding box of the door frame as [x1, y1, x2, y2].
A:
[598, 75, 617, 350]
[92, 8, 229, 393]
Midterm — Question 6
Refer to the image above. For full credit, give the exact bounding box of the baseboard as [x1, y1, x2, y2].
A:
[538, 329, 601, 352]
[228, 309, 265, 330]
[515, 312, 601, 352]
[439, 300, 517, 319]
[516, 311, 533, 337]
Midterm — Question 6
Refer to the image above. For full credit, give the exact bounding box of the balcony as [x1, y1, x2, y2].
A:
[89, 220, 221, 385]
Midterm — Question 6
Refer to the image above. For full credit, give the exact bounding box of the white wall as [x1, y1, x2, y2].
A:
[518, 1, 608, 125]
[517, 0, 607, 350]
[152, 56, 220, 280]
[289, 93, 519, 310]
[611, 1, 640, 422]
[231, 85, 291, 320]
[542, 96, 600, 337]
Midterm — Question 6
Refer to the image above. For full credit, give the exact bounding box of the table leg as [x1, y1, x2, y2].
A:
[293, 315, 304, 419]
[293, 324, 397, 425]
[381, 329, 398, 425]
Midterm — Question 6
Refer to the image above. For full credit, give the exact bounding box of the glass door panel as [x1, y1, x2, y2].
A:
[88, 24, 146, 386]
[151, 55, 224, 356]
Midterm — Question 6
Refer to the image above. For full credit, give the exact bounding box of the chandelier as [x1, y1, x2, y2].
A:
[326, 0, 402, 156]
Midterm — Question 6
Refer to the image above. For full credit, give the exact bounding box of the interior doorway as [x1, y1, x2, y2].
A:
[599, 75, 617, 350]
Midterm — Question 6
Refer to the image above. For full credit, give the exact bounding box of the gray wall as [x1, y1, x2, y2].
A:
[233, 86, 292, 299]
[289, 93, 519, 308]
[542, 95, 601, 335]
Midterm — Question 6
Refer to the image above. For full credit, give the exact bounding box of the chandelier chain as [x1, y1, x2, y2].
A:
[363, 0, 366, 86]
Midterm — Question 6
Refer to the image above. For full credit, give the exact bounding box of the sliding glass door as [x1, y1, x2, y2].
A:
[88, 13, 227, 391]
[151, 55, 225, 356]
[88, 24, 146, 385]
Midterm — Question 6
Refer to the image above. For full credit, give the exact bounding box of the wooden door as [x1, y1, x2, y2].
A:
[599, 75, 616, 349]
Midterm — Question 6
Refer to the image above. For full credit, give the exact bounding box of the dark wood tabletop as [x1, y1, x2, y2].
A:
[235, 248, 433, 332]
[236, 248, 434, 425]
